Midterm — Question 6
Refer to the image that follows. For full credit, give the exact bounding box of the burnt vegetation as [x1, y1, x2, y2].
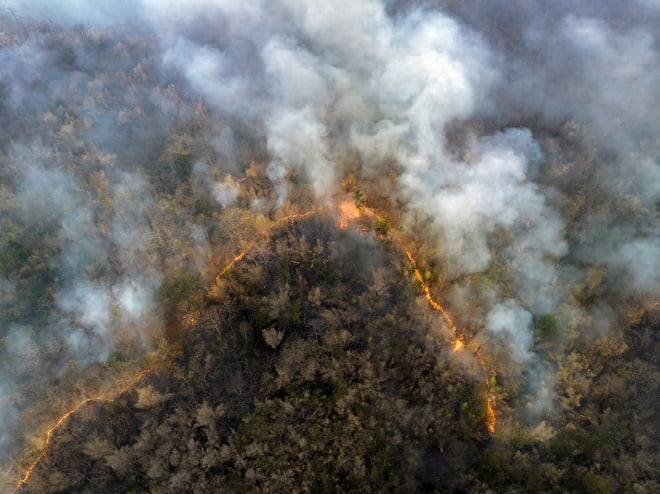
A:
[16, 217, 493, 493]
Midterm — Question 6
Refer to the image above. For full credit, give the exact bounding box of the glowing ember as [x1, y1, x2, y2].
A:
[453, 339, 464, 352]
[14, 369, 151, 492]
[182, 311, 200, 329]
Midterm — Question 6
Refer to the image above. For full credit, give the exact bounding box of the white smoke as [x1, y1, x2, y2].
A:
[612, 238, 660, 293]
[2, 0, 658, 434]
[212, 180, 239, 208]
[486, 300, 534, 363]
[17, 0, 570, 409]
[11, 153, 160, 357]
[57, 281, 111, 337]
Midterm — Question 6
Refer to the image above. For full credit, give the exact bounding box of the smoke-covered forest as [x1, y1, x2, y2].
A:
[0, 1, 658, 492]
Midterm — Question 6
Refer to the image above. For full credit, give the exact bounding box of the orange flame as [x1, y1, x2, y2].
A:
[182, 311, 200, 329]
[337, 200, 361, 229]
[405, 250, 454, 327]
[486, 396, 496, 433]
[216, 210, 316, 280]
[214, 206, 499, 436]
[14, 369, 151, 492]
[403, 248, 497, 434]
[216, 251, 246, 280]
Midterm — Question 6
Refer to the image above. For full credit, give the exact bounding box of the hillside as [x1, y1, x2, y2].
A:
[0, 2, 658, 493]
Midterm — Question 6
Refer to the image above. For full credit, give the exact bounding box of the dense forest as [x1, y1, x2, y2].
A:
[0, 1, 658, 493]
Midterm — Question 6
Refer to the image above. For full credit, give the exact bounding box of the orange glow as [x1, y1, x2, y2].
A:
[14, 369, 151, 492]
[216, 251, 246, 280]
[277, 210, 317, 223]
[216, 210, 316, 280]
[337, 200, 360, 229]
[486, 396, 496, 433]
[214, 206, 499, 435]
[402, 247, 497, 434]
[405, 250, 454, 327]
[182, 311, 200, 329]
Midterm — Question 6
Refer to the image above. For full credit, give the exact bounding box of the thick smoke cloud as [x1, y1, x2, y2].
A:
[142, 0, 657, 416]
[487, 300, 533, 364]
[0, 0, 657, 462]
[435, 1, 659, 308]
[135, 1, 566, 412]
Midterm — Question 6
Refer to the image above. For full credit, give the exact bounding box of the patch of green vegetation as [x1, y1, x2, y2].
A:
[353, 189, 366, 208]
[102, 349, 129, 369]
[158, 271, 202, 306]
[192, 199, 206, 216]
[374, 217, 390, 236]
[0, 240, 33, 270]
[249, 307, 271, 330]
[342, 246, 362, 273]
[410, 276, 424, 296]
[172, 152, 193, 180]
[536, 313, 559, 337]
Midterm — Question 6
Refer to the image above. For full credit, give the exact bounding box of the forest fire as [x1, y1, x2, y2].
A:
[402, 248, 497, 433]
[486, 396, 497, 433]
[337, 200, 361, 229]
[13, 369, 152, 492]
[216, 252, 247, 280]
[216, 211, 316, 281]
[0, 0, 656, 489]
[211, 204, 499, 435]
[404, 250, 454, 327]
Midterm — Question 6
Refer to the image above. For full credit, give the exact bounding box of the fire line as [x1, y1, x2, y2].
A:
[216, 210, 316, 282]
[16, 203, 496, 491]
[13, 369, 151, 492]
[405, 250, 454, 328]
[216, 203, 498, 434]
[402, 246, 497, 433]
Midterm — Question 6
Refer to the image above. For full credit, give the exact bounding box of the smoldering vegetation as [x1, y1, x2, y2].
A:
[0, 1, 658, 492]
